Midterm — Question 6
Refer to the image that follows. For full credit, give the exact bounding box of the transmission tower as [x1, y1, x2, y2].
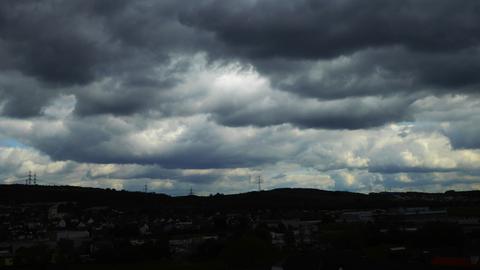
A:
[255, 175, 263, 191]
[144, 183, 148, 193]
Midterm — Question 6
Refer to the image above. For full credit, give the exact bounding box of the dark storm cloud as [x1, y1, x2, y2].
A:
[257, 47, 480, 101]
[2, 0, 479, 121]
[443, 120, 480, 149]
[0, 1, 113, 84]
[0, 0, 215, 117]
[0, 72, 57, 117]
[23, 116, 281, 169]
[210, 96, 413, 129]
[2, 0, 480, 194]
[73, 87, 160, 116]
[0, 0, 479, 173]
[0, 0, 215, 84]
[181, 0, 480, 58]
[181, 0, 480, 100]
[0, 1, 123, 116]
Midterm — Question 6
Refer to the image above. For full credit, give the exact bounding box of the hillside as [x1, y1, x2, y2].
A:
[0, 184, 479, 211]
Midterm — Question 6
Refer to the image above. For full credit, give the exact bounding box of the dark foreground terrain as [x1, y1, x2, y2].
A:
[1, 184, 480, 269]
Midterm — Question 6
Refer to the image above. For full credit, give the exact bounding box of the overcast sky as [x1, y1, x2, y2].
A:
[1, 0, 480, 195]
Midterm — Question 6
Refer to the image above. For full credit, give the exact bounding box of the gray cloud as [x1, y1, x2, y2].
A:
[1, 0, 480, 193]
[180, 1, 480, 101]
[211, 95, 413, 129]
[19, 115, 286, 169]
[0, 0, 478, 117]
[0, 72, 57, 117]
[181, 0, 480, 58]
[443, 120, 480, 149]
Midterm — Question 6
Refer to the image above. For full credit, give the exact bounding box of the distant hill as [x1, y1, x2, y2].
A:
[0, 184, 479, 211]
[0, 184, 171, 209]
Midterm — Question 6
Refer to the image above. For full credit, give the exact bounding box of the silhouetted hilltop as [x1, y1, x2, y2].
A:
[175, 188, 371, 210]
[0, 184, 479, 211]
[0, 184, 170, 209]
